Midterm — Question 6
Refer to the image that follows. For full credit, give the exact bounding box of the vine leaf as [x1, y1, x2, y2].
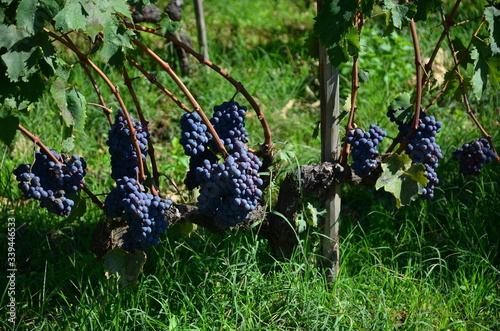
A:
[382, 0, 417, 29]
[16, 0, 37, 34]
[0, 115, 19, 146]
[388, 92, 413, 123]
[103, 248, 147, 286]
[470, 38, 499, 100]
[314, 0, 357, 66]
[375, 154, 427, 208]
[485, 5, 500, 55]
[53, 1, 87, 33]
[61, 88, 87, 132]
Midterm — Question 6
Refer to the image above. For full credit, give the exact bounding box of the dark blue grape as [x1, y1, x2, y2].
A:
[453, 138, 497, 175]
[196, 142, 263, 229]
[346, 124, 387, 177]
[103, 176, 173, 252]
[398, 112, 443, 199]
[106, 108, 149, 180]
[180, 112, 212, 156]
[13, 148, 86, 216]
[210, 101, 249, 151]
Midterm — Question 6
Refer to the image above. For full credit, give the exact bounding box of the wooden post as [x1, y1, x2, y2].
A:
[193, 0, 209, 60]
[318, 1, 342, 283]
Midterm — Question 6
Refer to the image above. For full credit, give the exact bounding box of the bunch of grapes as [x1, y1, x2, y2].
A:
[210, 101, 249, 151]
[397, 112, 443, 199]
[195, 142, 263, 229]
[13, 149, 86, 216]
[180, 112, 212, 156]
[103, 176, 172, 251]
[179, 101, 263, 228]
[453, 138, 497, 175]
[106, 108, 149, 180]
[346, 125, 387, 177]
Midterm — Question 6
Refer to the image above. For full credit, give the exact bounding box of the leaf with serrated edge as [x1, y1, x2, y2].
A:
[104, 249, 146, 286]
[485, 6, 500, 55]
[16, 0, 37, 34]
[64, 88, 86, 132]
[375, 154, 426, 208]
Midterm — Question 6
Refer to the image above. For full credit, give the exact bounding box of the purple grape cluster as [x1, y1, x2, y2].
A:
[210, 101, 249, 151]
[195, 142, 263, 229]
[398, 112, 443, 199]
[103, 176, 172, 251]
[106, 108, 149, 180]
[13, 149, 86, 216]
[180, 112, 212, 156]
[346, 125, 387, 177]
[179, 101, 263, 228]
[453, 138, 497, 175]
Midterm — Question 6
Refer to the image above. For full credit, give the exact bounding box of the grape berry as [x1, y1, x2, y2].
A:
[106, 108, 149, 180]
[13, 149, 86, 216]
[397, 112, 443, 199]
[180, 101, 263, 229]
[346, 125, 387, 177]
[453, 138, 497, 175]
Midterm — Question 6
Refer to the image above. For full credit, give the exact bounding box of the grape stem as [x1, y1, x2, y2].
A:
[125, 56, 192, 113]
[130, 37, 230, 159]
[442, 10, 500, 163]
[44, 28, 147, 182]
[421, 0, 462, 88]
[80, 62, 113, 126]
[16, 124, 104, 209]
[125, 22, 273, 155]
[342, 7, 363, 164]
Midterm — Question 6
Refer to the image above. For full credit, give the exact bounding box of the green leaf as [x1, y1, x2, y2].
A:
[63, 88, 86, 131]
[159, 16, 180, 35]
[383, 0, 417, 29]
[375, 153, 427, 208]
[485, 5, 500, 55]
[314, 0, 357, 49]
[53, 1, 87, 32]
[360, 0, 375, 17]
[61, 136, 75, 153]
[16, 0, 38, 34]
[413, 0, 442, 22]
[50, 61, 70, 115]
[327, 43, 349, 67]
[345, 26, 360, 56]
[103, 248, 146, 286]
[178, 222, 197, 237]
[0, 114, 19, 146]
[388, 92, 413, 123]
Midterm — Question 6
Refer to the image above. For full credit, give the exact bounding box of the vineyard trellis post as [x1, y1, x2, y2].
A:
[318, 0, 342, 283]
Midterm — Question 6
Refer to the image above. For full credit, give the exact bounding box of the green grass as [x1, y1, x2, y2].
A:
[1, 0, 500, 330]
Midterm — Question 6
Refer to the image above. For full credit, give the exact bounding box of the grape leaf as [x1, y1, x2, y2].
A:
[314, 0, 357, 49]
[159, 16, 180, 35]
[485, 5, 500, 55]
[0, 114, 19, 146]
[360, 0, 375, 16]
[62, 88, 86, 132]
[388, 92, 413, 123]
[382, 0, 417, 29]
[413, 0, 442, 22]
[16, 0, 37, 34]
[50, 61, 70, 116]
[375, 153, 427, 208]
[104, 248, 146, 286]
[61, 136, 75, 153]
[53, 1, 87, 33]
